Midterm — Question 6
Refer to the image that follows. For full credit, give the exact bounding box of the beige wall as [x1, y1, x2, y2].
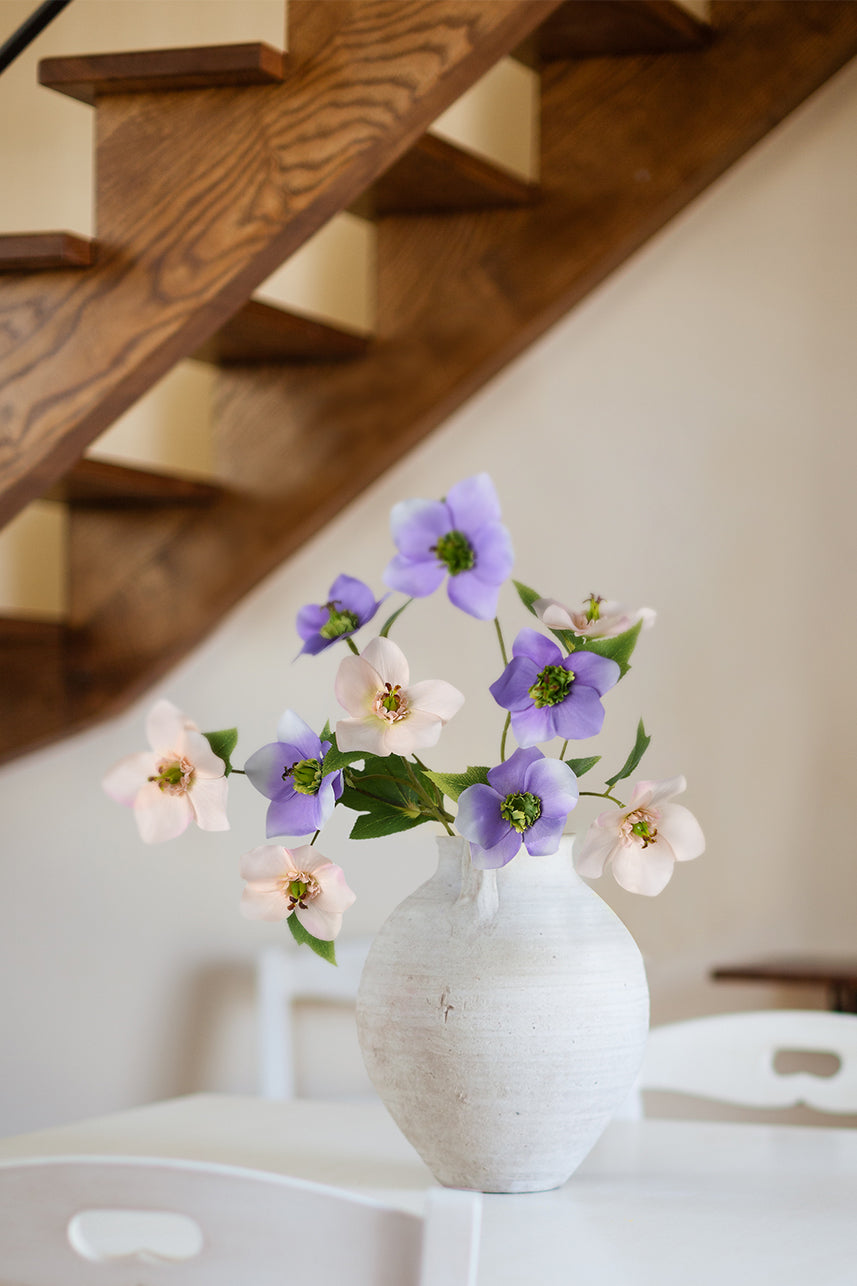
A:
[0, 5, 855, 1135]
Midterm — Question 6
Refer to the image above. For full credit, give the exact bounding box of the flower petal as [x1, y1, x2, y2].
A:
[334, 654, 382, 718]
[509, 702, 553, 748]
[265, 790, 322, 838]
[360, 636, 410, 689]
[455, 783, 508, 851]
[533, 598, 575, 630]
[469, 827, 521, 869]
[566, 650, 620, 697]
[389, 498, 450, 556]
[296, 603, 329, 643]
[274, 710, 321, 759]
[383, 553, 446, 598]
[241, 884, 290, 922]
[327, 573, 375, 620]
[551, 685, 606, 740]
[468, 521, 514, 583]
[296, 903, 344, 940]
[145, 699, 188, 753]
[335, 717, 392, 756]
[240, 844, 289, 881]
[102, 752, 158, 806]
[610, 839, 676, 896]
[489, 656, 539, 713]
[524, 756, 579, 816]
[446, 569, 500, 620]
[134, 782, 193, 843]
[573, 823, 619, 879]
[383, 709, 443, 756]
[244, 743, 290, 801]
[524, 814, 567, 856]
[190, 776, 230, 831]
[511, 628, 562, 669]
[657, 802, 705, 862]
[406, 679, 465, 722]
[445, 473, 502, 531]
[486, 746, 543, 797]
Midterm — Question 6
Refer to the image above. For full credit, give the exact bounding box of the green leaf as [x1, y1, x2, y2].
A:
[565, 755, 601, 779]
[320, 720, 334, 745]
[287, 914, 337, 964]
[578, 619, 643, 679]
[349, 805, 426, 840]
[604, 719, 651, 790]
[513, 580, 541, 614]
[321, 744, 368, 776]
[423, 766, 491, 803]
[378, 598, 412, 638]
[203, 727, 238, 776]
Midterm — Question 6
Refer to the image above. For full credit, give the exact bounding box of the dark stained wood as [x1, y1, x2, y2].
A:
[0, 0, 563, 532]
[513, 0, 712, 67]
[37, 43, 289, 106]
[0, 233, 95, 272]
[46, 458, 222, 508]
[193, 299, 370, 366]
[0, 617, 69, 761]
[20, 3, 850, 774]
[354, 133, 537, 218]
[712, 955, 857, 1013]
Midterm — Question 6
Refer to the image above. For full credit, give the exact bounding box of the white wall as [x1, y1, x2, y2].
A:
[1, 34, 856, 1135]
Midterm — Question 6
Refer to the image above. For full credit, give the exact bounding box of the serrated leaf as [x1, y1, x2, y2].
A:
[320, 720, 334, 745]
[203, 727, 238, 776]
[378, 597, 412, 638]
[349, 805, 426, 840]
[287, 914, 337, 964]
[565, 755, 601, 779]
[423, 766, 491, 803]
[604, 719, 651, 790]
[321, 744, 367, 776]
[578, 619, 643, 679]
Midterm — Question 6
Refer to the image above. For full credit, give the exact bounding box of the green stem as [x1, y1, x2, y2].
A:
[494, 616, 509, 667]
[500, 712, 511, 763]
[346, 637, 360, 655]
[309, 829, 320, 846]
[559, 740, 569, 761]
[402, 760, 455, 836]
[579, 789, 626, 809]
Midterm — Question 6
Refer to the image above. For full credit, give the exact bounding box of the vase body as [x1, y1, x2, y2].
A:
[355, 835, 649, 1193]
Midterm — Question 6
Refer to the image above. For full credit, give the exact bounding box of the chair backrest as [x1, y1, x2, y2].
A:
[257, 937, 373, 1099]
[636, 1009, 857, 1113]
[0, 1155, 481, 1286]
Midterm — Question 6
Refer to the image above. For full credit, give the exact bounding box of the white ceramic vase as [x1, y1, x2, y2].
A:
[355, 834, 649, 1193]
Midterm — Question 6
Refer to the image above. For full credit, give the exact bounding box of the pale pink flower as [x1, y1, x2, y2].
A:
[102, 699, 229, 843]
[240, 844, 356, 940]
[334, 636, 464, 757]
[574, 776, 704, 896]
[534, 594, 656, 639]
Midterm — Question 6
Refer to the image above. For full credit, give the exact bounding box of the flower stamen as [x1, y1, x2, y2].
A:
[319, 600, 360, 641]
[623, 808, 659, 848]
[148, 755, 194, 796]
[432, 530, 475, 577]
[528, 664, 574, 709]
[280, 870, 322, 911]
[372, 682, 409, 723]
[499, 790, 542, 833]
[283, 757, 323, 796]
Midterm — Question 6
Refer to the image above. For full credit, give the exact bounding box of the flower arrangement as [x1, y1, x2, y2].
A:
[103, 473, 704, 962]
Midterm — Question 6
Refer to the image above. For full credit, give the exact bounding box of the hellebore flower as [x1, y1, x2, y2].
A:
[240, 844, 356, 940]
[534, 594, 656, 639]
[574, 775, 705, 896]
[102, 698, 229, 843]
[244, 710, 343, 838]
[335, 636, 464, 757]
[456, 746, 579, 869]
[489, 628, 620, 746]
[384, 473, 514, 620]
[297, 574, 386, 655]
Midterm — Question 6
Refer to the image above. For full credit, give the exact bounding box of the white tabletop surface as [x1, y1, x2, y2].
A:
[2, 1094, 856, 1285]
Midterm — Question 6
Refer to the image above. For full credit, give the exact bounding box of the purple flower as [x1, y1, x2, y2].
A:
[456, 747, 579, 869]
[489, 628, 620, 746]
[383, 473, 514, 620]
[244, 710, 343, 838]
[297, 575, 386, 656]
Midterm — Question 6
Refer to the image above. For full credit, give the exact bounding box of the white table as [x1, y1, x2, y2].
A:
[2, 1094, 856, 1285]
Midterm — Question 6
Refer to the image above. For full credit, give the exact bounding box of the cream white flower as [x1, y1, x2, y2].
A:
[334, 636, 464, 757]
[240, 844, 356, 940]
[102, 699, 229, 843]
[574, 776, 704, 896]
[534, 594, 656, 639]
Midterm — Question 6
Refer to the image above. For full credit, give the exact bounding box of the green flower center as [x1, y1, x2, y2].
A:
[148, 755, 194, 796]
[284, 757, 323, 795]
[500, 791, 542, 833]
[319, 602, 360, 640]
[630, 817, 658, 847]
[584, 593, 603, 623]
[528, 664, 574, 708]
[433, 530, 475, 576]
[373, 682, 409, 723]
[282, 871, 321, 910]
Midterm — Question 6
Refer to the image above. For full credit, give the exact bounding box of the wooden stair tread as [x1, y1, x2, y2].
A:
[193, 300, 370, 366]
[38, 42, 288, 105]
[0, 232, 95, 272]
[514, 0, 711, 65]
[0, 616, 66, 644]
[46, 458, 222, 508]
[357, 133, 537, 218]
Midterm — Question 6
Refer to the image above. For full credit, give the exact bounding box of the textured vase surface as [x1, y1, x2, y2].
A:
[356, 834, 649, 1193]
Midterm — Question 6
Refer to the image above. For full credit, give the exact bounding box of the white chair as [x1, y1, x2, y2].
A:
[628, 1009, 857, 1116]
[0, 1154, 481, 1286]
[257, 938, 373, 1099]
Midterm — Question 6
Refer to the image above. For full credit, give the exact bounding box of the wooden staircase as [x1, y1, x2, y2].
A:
[1, 0, 855, 765]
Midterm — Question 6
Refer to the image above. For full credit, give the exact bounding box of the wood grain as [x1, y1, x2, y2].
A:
[37, 43, 289, 105]
[0, 0, 561, 531]
[514, 0, 711, 66]
[0, 233, 95, 272]
[47, 458, 222, 507]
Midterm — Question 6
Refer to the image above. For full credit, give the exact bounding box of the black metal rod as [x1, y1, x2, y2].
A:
[0, 0, 73, 76]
